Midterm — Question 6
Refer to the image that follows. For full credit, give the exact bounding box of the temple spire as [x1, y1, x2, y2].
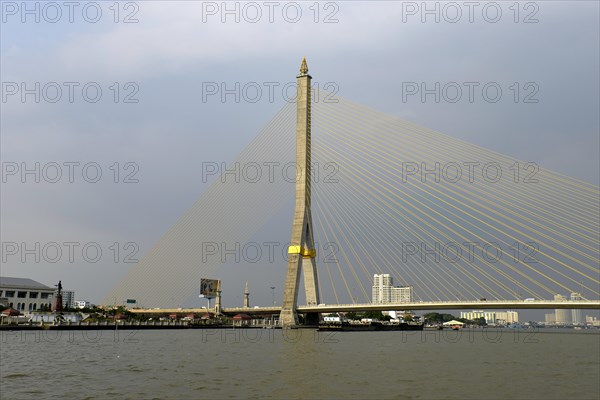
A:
[300, 57, 308, 75]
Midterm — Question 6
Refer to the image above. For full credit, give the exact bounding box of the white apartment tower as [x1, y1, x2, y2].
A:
[570, 292, 584, 324]
[61, 290, 76, 309]
[554, 294, 570, 324]
[372, 274, 413, 304]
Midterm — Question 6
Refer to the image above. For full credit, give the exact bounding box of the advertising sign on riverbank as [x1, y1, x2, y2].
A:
[200, 279, 220, 298]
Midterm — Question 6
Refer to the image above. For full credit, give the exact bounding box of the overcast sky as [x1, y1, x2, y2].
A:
[1, 1, 599, 317]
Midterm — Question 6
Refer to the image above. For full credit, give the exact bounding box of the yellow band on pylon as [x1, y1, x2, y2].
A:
[288, 246, 316, 258]
[301, 248, 317, 258]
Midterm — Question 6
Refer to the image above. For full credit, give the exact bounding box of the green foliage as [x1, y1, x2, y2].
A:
[345, 312, 359, 321]
[363, 311, 384, 320]
[423, 312, 457, 323]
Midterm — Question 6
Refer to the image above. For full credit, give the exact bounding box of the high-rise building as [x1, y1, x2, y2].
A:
[372, 274, 392, 303]
[585, 316, 600, 326]
[545, 313, 555, 324]
[460, 310, 495, 324]
[554, 294, 569, 324]
[570, 292, 584, 324]
[390, 286, 413, 303]
[373, 274, 393, 287]
[460, 310, 519, 324]
[508, 311, 519, 323]
[61, 290, 75, 309]
[372, 274, 412, 304]
[495, 311, 519, 324]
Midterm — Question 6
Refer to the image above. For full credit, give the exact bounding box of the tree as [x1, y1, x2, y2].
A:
[346, 312, 359, 321]
[441, 313, 456, 322]
[363, 311, 384, 320]
[423, 312, 457, 323]
[423, 312, 441, 323]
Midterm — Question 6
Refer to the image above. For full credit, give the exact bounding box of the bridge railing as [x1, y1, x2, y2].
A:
[299, 299, 596, 307]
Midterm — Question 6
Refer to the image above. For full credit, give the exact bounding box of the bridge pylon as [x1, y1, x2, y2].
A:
[280, 58, 321, 327]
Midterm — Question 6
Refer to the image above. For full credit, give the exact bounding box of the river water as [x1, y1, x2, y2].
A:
[1, 328, 599, 399]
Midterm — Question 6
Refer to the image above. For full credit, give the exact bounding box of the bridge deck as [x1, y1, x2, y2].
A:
[296, 300, 600, 313]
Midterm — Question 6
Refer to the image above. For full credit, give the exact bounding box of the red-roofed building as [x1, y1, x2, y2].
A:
[232, 313, 252, 326]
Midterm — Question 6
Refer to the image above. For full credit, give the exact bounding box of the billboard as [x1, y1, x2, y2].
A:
[200, 279, 220, 298]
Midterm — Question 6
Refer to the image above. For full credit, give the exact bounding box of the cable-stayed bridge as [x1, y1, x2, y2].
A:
[106, 60, 600, 325]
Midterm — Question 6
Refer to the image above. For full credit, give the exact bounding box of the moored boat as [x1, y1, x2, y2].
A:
[318, 321, 424, 331]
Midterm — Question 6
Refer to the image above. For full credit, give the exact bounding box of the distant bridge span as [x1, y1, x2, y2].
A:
[295, 300, 600, 314]
[129, 300, 600, 317]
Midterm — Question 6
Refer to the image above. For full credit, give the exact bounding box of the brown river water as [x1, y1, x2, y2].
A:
[1, 328, 599, 399]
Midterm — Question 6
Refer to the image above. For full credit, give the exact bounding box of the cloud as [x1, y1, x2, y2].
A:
[49, 3, 398, 80]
